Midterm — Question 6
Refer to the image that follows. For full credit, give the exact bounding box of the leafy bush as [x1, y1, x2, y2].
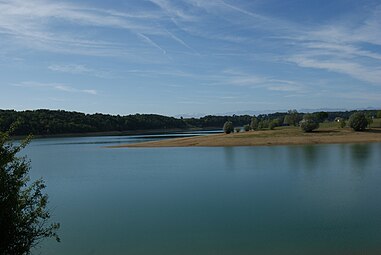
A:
[0, 127, 60, 255]
[300, 114, 319, 132]
[223, 121, 234, 134]
[349, 112, 368, 131]
[338, 120, 346, 128]
[235, 127, 241, 133]
[243, 124, 250, 131]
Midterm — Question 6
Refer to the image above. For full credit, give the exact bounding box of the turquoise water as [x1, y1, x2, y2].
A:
[24, 136, 381, 255]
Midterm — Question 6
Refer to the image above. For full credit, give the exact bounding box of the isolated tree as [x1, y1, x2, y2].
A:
[349, 112, 368, 131]
[243, 124, 250, 132]
[250, 116, 258, 130]
[223, 121, 234, 134]
[0, 127, 60, 255]
[300, 114, 319, 132]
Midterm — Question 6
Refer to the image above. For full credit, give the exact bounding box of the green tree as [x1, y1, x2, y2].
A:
[0, 127, 60, 255]
[316, 111, 328, 123]
[235, 127, 241, 133]
[377, 110, 381, 119]
[250, 116, 258, 130]
[348, 112, 368, 131]
[243, 124, 250, 132]
[258, 119, 269, 130]
[366, 113, 373, 128]
[300, 114, 319, 132]
[283, 110, 300, 126]
[269, 119, 279, 130]
[223, 121, 234, 134]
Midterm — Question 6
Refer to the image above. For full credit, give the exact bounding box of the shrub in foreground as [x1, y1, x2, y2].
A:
[300, 114, 319, 132]
[0, 127, 60, 255]
[349, 112, 368, 131]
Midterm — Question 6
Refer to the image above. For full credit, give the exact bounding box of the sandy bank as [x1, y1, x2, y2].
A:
[109, 127, 381, 148]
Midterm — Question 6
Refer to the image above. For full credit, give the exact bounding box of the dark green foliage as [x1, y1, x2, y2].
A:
[223, 121, 234, 134]
[258, 119, 270, 130]
[269, 119, 279, 130]
[235, 127, 241, 133]
[0, 110, 187, 136]
[250, 117, 258, 130]
[325, 110, 378, 122]
[185, 115, 252, 129]
[0, 126, 60, 255]
[283, 110, 301, 126]
[243, 124, 250, 132]
[349, 112, 368, 131]
[1, 109, 379, 136]
[316, 111, 328, 123]
[377, 111, 381, 119]
[366, 113, 373, 128]
[300, 114, 319, 132]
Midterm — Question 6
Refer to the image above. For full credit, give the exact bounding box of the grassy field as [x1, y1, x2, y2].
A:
[111, 124, 381, 148]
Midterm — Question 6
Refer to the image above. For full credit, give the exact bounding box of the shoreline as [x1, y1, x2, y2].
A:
[110, 127, 381, 148]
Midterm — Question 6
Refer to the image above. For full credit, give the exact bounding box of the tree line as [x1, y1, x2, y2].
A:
[223, 110, 380, 133]
[1, 109, 380, 136]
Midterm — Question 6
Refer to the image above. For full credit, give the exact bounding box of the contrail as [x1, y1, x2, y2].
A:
[137, 33, 167, 54]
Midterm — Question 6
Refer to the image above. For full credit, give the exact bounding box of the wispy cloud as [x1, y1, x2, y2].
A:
[48, 64, 92, 74]
[148, 0, 196, 21]
[13, 81, 97, 95]
[288, 55, 381, 84]
[137, 33, 167, 54]
[48, 64, 113, 78]
[220, 69, 307, 93]
[284, 5, 381, 85]
[0, 0, 198, 56]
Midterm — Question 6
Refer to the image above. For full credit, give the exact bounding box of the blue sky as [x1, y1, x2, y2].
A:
[1, 0, 380, 116]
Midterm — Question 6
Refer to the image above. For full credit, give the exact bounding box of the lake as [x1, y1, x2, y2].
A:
[23, 134, 381, 255]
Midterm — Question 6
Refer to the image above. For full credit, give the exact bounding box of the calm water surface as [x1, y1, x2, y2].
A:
[23, 135, 381, 255]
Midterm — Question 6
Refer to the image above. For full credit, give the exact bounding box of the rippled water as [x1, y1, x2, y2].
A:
[23, 134, 381, 255]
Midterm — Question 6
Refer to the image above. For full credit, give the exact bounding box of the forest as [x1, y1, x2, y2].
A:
[0, 109, 379, 136]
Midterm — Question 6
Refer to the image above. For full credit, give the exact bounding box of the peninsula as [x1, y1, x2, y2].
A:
[111, 127, 381, 148]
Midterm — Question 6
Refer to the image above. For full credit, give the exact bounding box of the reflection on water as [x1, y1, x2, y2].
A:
[30, 130, 222, 146]
[350, 144, 371, 175]
[23, 137, 381, 255]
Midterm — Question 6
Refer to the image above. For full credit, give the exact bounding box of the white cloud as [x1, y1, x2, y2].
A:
[13, 81, 97, 95]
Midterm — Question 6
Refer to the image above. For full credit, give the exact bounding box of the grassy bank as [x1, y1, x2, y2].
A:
[110, 126, 381, 148]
